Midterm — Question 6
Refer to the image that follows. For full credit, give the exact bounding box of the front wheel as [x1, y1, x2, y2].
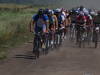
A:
[94, 33, 98, 48]
[93, 31, 98, 48]
[33, 38, 40, 59]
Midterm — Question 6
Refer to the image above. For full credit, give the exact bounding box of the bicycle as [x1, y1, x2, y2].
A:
[54, 27, 64, 47]
[33, 32, 42, 59]
[85, 25, 93, 46]
[69, 23, 76, 41]
[42, 32, 50, 55]
[92, 24, 99, 48]
[76, 25, 87, 48]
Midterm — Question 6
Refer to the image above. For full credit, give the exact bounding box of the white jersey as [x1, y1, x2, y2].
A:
[77, 8, 89, 14]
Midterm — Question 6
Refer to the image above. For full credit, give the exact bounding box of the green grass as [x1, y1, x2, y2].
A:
[0, 8, 36, 60]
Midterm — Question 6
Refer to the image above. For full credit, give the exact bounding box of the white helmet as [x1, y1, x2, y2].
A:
[83, 8, 89, 15]
[56, 8, 61, 13]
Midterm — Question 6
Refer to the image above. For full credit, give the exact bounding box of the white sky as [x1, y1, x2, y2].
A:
[61, 0, 100, 9]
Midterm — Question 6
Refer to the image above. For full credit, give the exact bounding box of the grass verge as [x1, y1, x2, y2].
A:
[0, 7, 35, 60]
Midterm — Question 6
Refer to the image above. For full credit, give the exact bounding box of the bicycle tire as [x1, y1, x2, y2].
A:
[33, 36, 41, 59]
[94, 32, 98, 48]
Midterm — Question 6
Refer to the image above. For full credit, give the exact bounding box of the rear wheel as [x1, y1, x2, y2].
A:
[94, 33, 98, 48]
[78, 36, 82, 48]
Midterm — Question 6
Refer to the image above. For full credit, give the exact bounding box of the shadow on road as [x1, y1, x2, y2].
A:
[14, 54, 36, 60]
[14, 51, 36, 60]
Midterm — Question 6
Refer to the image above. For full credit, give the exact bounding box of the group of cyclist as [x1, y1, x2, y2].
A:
[29, 6, 100, 57]
[29, 8, 71, 46]
[70, 6, 100, 48]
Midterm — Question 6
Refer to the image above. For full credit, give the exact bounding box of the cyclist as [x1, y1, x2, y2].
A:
[29, 9, 49, 33]
[29, 9, 49, 53]
[53, 10, 58, 31]
[76, 12, 87, 42]
[93, 11, 100, 34]
[61, 9, 68, 39]
[47, 9, 56, 45]
[66, 10, 71, 27]
[69, 9, 78, 30]
[60, 9, 67, 39]
[77, 5, 89, 14]
[84, 13, 93, 31]
[56, 8, 66, 40]
[92, 11, 100, 47]
[64, 10, 71, 38]
[76, 12, 86, 26]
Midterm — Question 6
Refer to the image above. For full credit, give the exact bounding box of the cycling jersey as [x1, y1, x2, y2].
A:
[77, 8, 89, 14]
[53, 14, 58, 28]
[58, 15, 65, 25]
[62, 12, 66, 18]
[32, 14, 49, 33]
[70, 14, 77, 23]
[49, 16, 55, 25]
[48, 16, 55, 30]
[76, 15, 86, 24]
[85, 15, 93, 25]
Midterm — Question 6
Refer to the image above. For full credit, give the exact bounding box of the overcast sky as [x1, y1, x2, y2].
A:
[0, 0, 100, 9]
[61, 0, 100, 9]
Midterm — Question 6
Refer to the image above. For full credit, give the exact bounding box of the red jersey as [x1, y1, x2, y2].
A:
[85, 15, 92, 25]
[76, 15, 86, 24]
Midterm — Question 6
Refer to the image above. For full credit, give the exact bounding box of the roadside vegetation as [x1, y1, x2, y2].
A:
[0, 3, 40, 59]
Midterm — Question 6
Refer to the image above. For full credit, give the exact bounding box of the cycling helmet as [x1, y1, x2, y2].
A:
[90, 10, 98, 16]
[55, 8, 61, 13]
[44, 8, 49, 14]
[47, 10, 54, 16]
[38, 9, 44, 15]
[71, 8, 78, 14]
[80, 5, 84, 11]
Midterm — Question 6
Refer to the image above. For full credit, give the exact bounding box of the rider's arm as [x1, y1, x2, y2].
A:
[61, 15, 66, 27]
[89, 15, 93, 26]
[54, 15, 58, 29]
[44, 15, 49, 32]
[68, 17, 71, 25]
[83, 16, 87, 26]
[29, 18, 35, 32]
[65, 18, 68, 26]
[45, 20, 49, 32]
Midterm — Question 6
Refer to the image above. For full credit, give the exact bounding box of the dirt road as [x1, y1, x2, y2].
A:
[0, 37, 100, 75]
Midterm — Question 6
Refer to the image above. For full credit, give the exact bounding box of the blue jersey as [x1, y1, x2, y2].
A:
[49, 16, 55, 25]
[32, 14, 48, 33]
[32, 14, 48, 27]
[58, 15, 65, 25]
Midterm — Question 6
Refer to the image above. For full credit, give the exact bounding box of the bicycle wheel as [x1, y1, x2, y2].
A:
[78, 35, 82, 48]
[33, 36, 41, 58]
[54, 33, 59, 47]
[70, 23, 76, 41]
[94, 32, 98, 48]
[77, 29, 83, 48]
[42, 33, 49, 55]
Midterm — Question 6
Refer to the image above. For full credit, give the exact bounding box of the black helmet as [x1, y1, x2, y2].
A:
[44, 8, 49, 14]
[80, 5, 84, 11]
[38, 9, 44, 15]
